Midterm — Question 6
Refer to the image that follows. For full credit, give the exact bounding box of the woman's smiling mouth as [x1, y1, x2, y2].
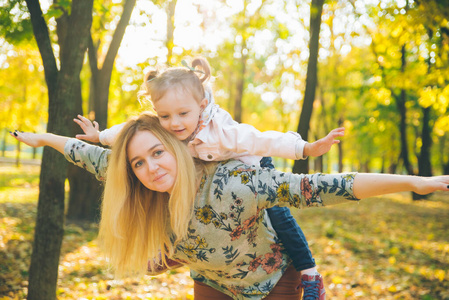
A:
[153, 173, 167, 182]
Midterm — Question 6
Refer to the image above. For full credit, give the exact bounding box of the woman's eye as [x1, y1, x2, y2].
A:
[159, 115, 169, 119]
[134, 160, 143, 168]
[154, 150, 164, 157]
[180, 111, 188, 116]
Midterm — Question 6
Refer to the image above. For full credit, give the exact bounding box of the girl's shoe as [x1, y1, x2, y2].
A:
[300, 273, 326, 300]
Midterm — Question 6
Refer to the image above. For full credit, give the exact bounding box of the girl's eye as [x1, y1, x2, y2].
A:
[159, 115, 169, 119]
[180, 111, 189, 116]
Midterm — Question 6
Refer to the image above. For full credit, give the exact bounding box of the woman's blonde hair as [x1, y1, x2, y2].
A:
[98, 112, 199, 277]
[138, 57, 212, 106]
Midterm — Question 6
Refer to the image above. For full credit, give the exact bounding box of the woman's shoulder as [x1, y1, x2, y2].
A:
[216, 159, 256, 172]
[211, 160, 259, 190]
[197, 158, 252, 175]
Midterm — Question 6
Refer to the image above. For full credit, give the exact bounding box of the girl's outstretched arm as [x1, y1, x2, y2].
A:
[353, 173, 449, 199]
[73, 114, 100, 143]
[9, 131, 68, 154]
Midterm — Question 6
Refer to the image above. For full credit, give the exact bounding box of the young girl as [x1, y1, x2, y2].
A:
[74, 57, 345, 299]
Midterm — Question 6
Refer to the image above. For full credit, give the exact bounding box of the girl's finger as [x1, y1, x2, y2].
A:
[73, 118, 85, 127]
[75, 134, 87, 140]
[77, 115, 90, 124]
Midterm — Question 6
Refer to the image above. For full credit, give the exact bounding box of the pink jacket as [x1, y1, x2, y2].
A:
[98, 108, 307, 166]
[187, 107, 306, 165]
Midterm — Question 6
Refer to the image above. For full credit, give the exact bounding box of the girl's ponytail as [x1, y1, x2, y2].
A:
[144, 69, 159, 83]
[191, 57, 211, 83]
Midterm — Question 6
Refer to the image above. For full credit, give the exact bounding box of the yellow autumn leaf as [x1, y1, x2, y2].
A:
[388, 285, 397, 292]
[405, 265, 415, 274]
[435, 269, 446, 282]
[389, 246, 399, 255]
[434, 115, 449, 136]
[388, 256, 396, 265]
[332, 276, 343, 284]
[418, 86, 437, 108]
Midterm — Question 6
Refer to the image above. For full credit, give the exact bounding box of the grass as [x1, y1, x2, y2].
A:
[0, 163, 448, 299]
[1, 150, 42, 161]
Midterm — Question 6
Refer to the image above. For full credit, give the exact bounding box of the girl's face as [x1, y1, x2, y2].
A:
[127, 130, 177, 194]
[153, 89, 207, 141]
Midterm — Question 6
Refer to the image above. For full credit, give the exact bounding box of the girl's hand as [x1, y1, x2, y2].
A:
[9, 130, 46, 148]
[304, 127, 345, 157]
[74, 115, 100, 143]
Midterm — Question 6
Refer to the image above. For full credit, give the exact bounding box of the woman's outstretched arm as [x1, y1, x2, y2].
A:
[11, 130, 110, 180]
[353, 173, 449, 199]
[9, 131, 68, 154]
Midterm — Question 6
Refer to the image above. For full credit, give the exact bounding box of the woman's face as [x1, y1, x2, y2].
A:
[127, 130, 177, 194]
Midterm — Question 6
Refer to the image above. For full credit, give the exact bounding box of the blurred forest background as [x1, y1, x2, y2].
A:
[1, 0, 449, 299]
[2, 0, 449, 176]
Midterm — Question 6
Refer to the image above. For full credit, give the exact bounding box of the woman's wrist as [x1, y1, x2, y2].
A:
[42, 133, 54, 147]
[409, 176, 421, 194]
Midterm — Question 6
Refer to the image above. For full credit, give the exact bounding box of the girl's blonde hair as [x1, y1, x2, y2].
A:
[138, 57, 212, 106]
[98, 112, 199, 277]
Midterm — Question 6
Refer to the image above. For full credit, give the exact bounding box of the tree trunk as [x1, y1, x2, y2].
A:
[67, 77, 103, 221]
[338, 117, 343, 172]
[414, 106, 433, 200]
[414, 33, 435, 199]
[166, 0, 177, 65]
[292, 0, 324, 175]
[234, 51, 247, 123]
[397, 45, 414, 176]
[67, 165, 103, 221]
[1, 130, 6, 157]
[441, 134, 449, 175]
[92, 0, 136, 130]
[444, 161, 449, 175]
[314, 155, 323, 173]
[87, 36, 98, 116]
[24, 1, 94, 299]
[67, 0, 136, 222]
[15, 138, 21, 167]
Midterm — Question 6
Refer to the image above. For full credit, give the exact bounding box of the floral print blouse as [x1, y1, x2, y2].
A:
[63, 138, 359, 300]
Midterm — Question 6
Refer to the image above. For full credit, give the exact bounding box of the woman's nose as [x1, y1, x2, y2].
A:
[147, 160, 159, 172]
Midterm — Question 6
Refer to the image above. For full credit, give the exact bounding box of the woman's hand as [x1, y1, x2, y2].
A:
[10, 130, 69, 154]
[9, 131, 47, 148]
[414, 176, 449, 195]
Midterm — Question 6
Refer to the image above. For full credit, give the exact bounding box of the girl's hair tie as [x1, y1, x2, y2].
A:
[145, 70, 159, 83]
[181, 60, 205, 74]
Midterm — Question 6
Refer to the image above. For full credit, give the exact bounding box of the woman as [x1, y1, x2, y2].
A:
[11, 113, 449, 300]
